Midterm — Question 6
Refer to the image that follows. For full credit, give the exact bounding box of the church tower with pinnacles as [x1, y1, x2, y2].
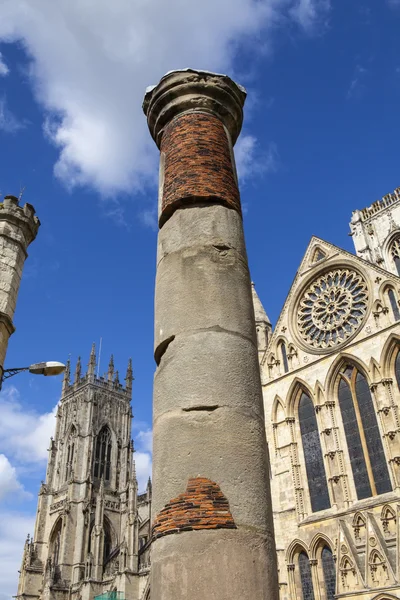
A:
[16, 346, 151, 600]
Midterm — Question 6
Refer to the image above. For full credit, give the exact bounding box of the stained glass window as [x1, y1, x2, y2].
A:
[280, 342, 289, 373]
[395, 350, 400, 391]
[356, 372, 391, 495]
[94, 426, 112, 481]
[338, 366, 391, 499]
[299, 552, 315, 600]
[322, 546, 336, 600]
[388, 289, 400, 321]
[390, 238, 400, 275]
[299, 392, 330, 512]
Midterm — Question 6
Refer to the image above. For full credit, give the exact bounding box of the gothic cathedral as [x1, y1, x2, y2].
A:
[16, 346, 151, 600]
[17, 185, 400, 600]
[258, 186, 400, 600]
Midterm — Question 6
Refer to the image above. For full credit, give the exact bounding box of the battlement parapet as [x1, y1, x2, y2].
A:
[0, 195, 40, 244]
[353, 187, 400, 223]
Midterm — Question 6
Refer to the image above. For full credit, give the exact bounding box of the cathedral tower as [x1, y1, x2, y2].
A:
[0, 194, 40, 369]
[17, 348, 151, 600]
[143, 70, 278, 600]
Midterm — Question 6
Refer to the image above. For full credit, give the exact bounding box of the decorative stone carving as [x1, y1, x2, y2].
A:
[297, 268, 368, 350]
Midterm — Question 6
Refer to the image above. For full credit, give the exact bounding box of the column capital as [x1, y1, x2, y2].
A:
[143, 69, 246, 148]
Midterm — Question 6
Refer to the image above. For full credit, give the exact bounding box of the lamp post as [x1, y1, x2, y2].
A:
[0, 361, 66, 390]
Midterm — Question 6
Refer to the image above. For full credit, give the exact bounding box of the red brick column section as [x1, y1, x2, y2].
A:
[160, 112, 241, 226]
[152, 477, 236, 540]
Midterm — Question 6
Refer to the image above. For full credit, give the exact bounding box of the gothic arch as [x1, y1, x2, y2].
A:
[286, 377, 315, 418]
[369, 358, 382, 383]
[309, 533, 335, 560]
[48, 517, 63, 567]
[314, 381, 325, 406]
[272, 396, 286, 423]
[370, 594, 400, 600]
[324, 353, 370, 398]
[286, 538, 309, 564]
[382, 230, 400, 273]
[381, 333, 400, 379]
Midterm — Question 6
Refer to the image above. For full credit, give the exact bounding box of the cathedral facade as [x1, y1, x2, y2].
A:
[16, 347, 151, 600]
[258, 186, 400, 600]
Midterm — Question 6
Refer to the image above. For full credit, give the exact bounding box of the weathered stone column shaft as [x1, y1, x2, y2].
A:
[143, 69, 278, 600]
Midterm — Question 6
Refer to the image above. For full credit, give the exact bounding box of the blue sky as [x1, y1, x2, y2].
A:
[0, 0, 399, 597]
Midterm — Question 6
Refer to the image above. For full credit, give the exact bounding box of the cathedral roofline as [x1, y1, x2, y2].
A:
[351, 186, 400, 223]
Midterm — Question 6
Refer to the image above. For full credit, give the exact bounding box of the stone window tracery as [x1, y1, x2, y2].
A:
[390, 237, 400, 275]
[93, 426, 112, 482]
[298, 552, 315, 600]
[337, 365, 391, 500]
[321, 546, 336, 600]
[279, 341, 289, 373]
[298, 392, 330, 512]
[387, 288, 400, 322]
[65, 426, 76, 482]
[297, 269, 368, 350]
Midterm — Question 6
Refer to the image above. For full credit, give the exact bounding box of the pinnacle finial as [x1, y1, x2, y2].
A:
[125, 358, 134, 393]
[87, 343, 96, 377]
[108, 354, 114, 382]
[62, 358, 71, 393]
[114, 370, 120, 386]
[74, 356, 81, 383]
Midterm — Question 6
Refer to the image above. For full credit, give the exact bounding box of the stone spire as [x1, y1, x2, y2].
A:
[114, 370, 119, 386]
[87, 343, 96, 378]
[74, 356, 81, 383]
[62, 358, 70, 394]
[252, 282, 272, 353]
[107, 355, 114, 382]
[143, 69, 278, 600]
[125, 358, 133, 393]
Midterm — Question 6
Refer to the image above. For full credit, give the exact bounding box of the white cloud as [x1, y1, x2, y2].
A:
[0, 454, 27, 500]
[0, 52, 9, 76]
[0, 97, 25, 134]
[347, 64, 367, 99]
[0, 0, 329, 197]
[139, 208, 158, 231]
[0, 510, 35, 600]
[387, 0, 400, 7]
[290, 0, 331, 32]
[0, 386, 56, 463]
[235, 135, 279, 182]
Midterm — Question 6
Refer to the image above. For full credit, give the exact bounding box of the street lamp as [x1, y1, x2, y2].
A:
[0, 361, 66, 390]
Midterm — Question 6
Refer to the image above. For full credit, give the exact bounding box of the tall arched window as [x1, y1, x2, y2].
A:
[337, 365, 391, 499]
[279, 341, 289, 373]
[299, 552, 315, 600]
[387, 288, 400, 321]
[103, 519, 112, 565]
[390, 238, 400, 275]
[395, 349, 400, 391]
[65, 426, 76, 482]
[93, 426, 112, 482]
[298, 392, 330, 512]
[321, 546, 336, 600]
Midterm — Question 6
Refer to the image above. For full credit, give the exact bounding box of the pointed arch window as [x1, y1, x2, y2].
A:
[279, 341, 289, 373]
[299, 552, 315, 600]
[93, 426, 112, 482]
[337, 365, 391, 499]
[65, 426, 76, 482]
[387, 288, 400, 321]
[390, 237, 400, 275]
[298, 392, 330, 512]
[321, 546, 336, 600]
[103, 519, 112, 565]
[395, 349, 400, 392]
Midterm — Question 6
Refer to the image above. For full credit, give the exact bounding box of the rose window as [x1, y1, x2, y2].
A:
[297, 269, 368, 349]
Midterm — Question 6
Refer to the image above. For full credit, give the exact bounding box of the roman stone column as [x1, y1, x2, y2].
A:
[143, 69, 278, 600]
[0, 195, 40, 371]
